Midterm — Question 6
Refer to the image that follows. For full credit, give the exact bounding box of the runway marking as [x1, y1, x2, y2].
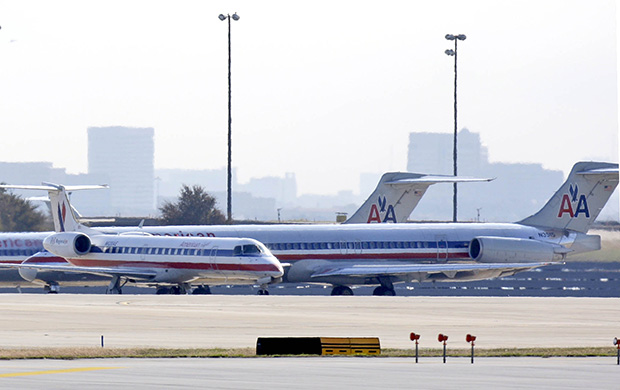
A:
[0, 367, 121, 378]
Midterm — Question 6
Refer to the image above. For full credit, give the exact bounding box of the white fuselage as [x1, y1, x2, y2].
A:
[42, 233, 283, 285]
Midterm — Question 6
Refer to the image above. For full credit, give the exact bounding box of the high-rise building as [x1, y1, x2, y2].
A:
[88, 126, 154, 216]
[407, 129, 563, 222]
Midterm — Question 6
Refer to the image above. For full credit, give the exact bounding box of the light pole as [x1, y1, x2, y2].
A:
[445, 33, 466, 223]
[219, 12, 240, 223]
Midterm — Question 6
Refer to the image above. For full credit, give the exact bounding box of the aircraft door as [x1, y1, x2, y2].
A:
[339, 241, 348, 255]
[209, 247, 219, 273]
[435, 235, 448, 262]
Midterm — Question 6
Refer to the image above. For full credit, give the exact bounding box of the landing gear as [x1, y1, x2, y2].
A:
[331, 285, 354, 296]
[44, 282, 60, 294]
[156, 284, 192, 295]
[107, 276, 126, 294]
[156, 287, 170, 295]
[372, 286, 396, 296]
[257, 289, 270, 295]
[192, 285, 211, 295]
[373, 277, 396, 296]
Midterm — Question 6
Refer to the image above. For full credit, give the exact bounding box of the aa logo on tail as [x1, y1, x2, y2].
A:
[57, 202, 67, 232]
[557, 184, 590, 218]
[367, 195, 397, 223]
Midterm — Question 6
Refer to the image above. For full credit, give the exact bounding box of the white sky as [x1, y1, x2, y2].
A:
[0, 0, 617, 196]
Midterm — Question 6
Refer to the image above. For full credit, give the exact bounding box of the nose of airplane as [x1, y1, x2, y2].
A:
[267, 255, 284, 277]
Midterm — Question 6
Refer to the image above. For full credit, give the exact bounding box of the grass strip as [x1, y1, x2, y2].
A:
[0, 347, 615, 360]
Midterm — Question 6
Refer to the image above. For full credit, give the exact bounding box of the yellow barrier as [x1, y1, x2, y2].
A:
[320, 337, 381, 356]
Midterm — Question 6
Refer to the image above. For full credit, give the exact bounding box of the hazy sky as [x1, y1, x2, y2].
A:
[0, 0, 617, 196]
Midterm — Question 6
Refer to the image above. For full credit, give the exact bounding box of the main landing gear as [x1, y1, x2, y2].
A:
[372, 277, 396, 296]
[107, 276, 128, 294]
[156, 283, 195, 295]
[331, 285, 354, 296]
[372, 286, 396, 296]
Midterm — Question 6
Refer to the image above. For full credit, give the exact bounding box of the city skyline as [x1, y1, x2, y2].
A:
[0, 1, 617, 196]
[0, 126, 616, 222]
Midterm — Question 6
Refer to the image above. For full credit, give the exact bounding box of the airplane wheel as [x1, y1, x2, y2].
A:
[156, 287, 170, 295]
[331, 286, 353, 296]
[257, 289, 269, 295]
[373, 286, 396, 296]
[170, 286, 182, 295]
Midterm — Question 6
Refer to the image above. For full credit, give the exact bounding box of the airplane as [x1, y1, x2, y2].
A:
[99, 161, 617, 296]
[0, 169, 488, 292]
[0, 184, 284, 294]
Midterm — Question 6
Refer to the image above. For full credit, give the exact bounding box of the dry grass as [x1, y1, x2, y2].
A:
[0, 347, 615, 360]
[0, 347, 256, 360]
[381, 347, 616, 358]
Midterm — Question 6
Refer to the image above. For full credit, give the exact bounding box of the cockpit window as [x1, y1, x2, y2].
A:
[233, 244, 263, 256]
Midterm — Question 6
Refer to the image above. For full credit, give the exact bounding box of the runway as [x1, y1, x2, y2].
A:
[0, 295, 617, 349]
[0, 357, 618, 389]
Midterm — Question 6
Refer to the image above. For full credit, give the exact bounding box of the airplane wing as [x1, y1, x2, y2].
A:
[0, 262, 158, 281]
[310, 262, 557, 283]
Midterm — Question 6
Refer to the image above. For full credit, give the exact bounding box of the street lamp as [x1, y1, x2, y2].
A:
[445, 33, 466, 222]
[219, 12, 240, 223]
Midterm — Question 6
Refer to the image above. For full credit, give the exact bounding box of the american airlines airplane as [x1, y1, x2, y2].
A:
[103, 161, 616, 296]
[0, 161, 616, 295]
[0, 184, 284, 294]
[0, 170, 487, 292]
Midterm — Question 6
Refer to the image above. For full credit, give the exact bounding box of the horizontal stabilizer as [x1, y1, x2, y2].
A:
[385, 175, 493, 186]
[0, 183, 109, 192]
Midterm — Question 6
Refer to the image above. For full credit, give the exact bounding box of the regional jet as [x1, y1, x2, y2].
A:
[0, 184, 283, 294]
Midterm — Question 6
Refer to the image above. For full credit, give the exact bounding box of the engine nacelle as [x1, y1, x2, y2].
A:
[43, 232, 92, 258]
[469, 236, 568, 263]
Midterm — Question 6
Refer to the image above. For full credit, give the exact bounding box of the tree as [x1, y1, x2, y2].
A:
[0, 188, 50, 232]
[159, 184, 226, 225]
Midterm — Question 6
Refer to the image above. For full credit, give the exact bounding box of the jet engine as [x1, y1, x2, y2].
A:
[43, 232, 92, 258]
[469, 236, 569, 263]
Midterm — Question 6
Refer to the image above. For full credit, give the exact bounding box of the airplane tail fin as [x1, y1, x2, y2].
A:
[344, 172, 493, 224]
[518, 162, 619, 233]
[0, 183, 108, 233]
